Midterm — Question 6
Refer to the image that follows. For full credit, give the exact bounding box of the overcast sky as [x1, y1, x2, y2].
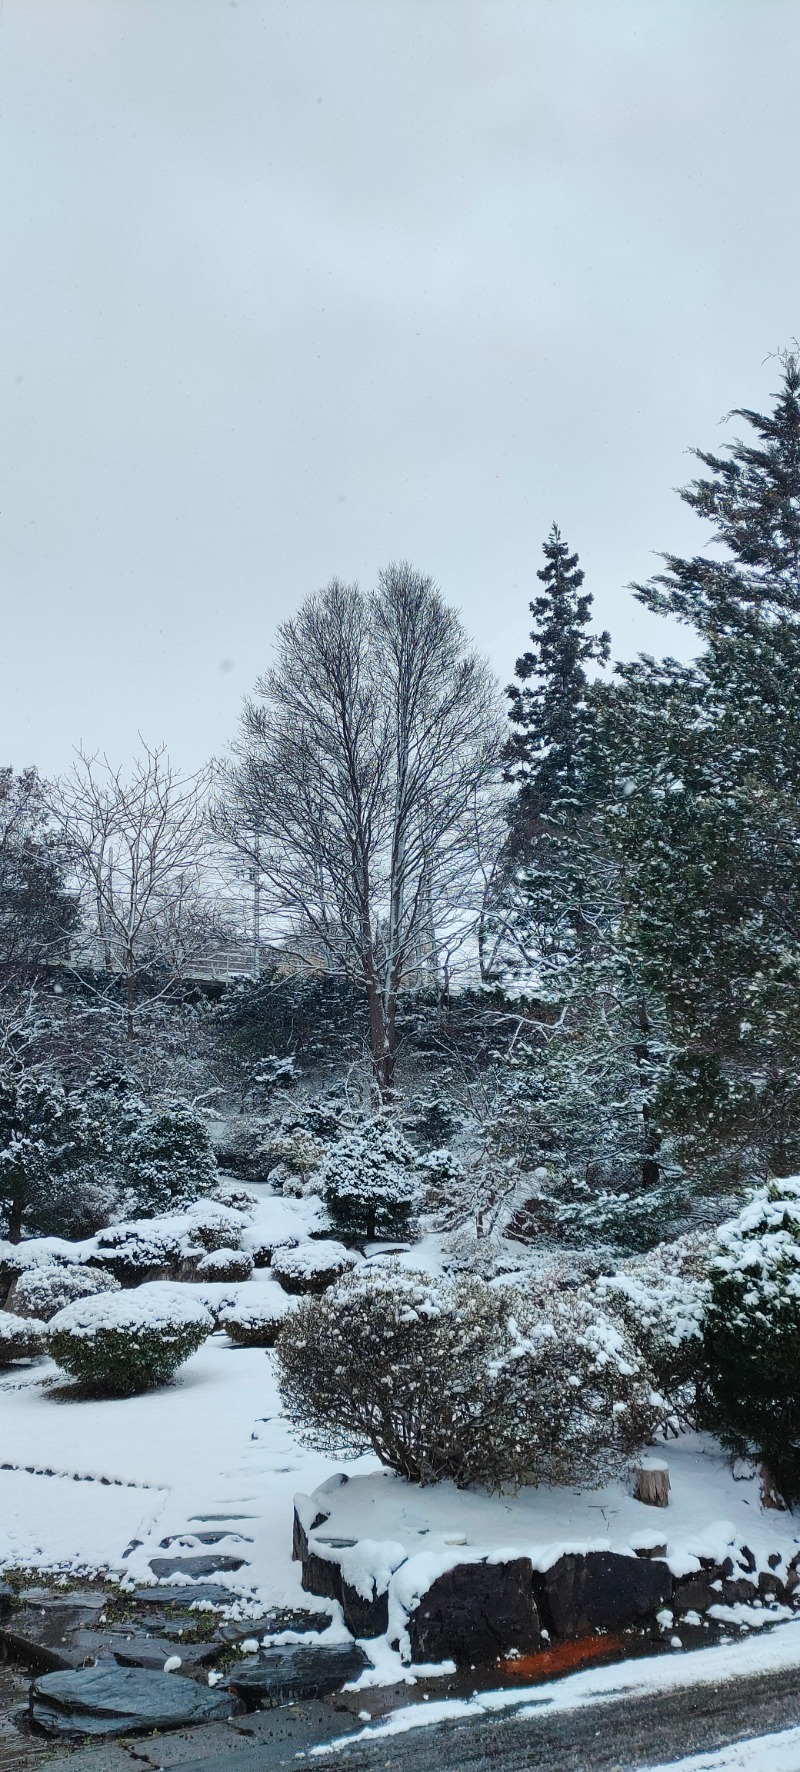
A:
[2, 0, 800, 775]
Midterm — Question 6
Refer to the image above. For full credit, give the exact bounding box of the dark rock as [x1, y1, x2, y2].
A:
[218, 1608, 333, 1645]
[131, 1584, 238, 1608]
[70, 1629, 219, 1671]
[634, 1543, 667, 1560]
[535, 1551, 672, 1639]
[739, 1545, 756, 1573]
[673, 1574, 720, 1613]
[758, 1571, 785, 1601]
[159, 1531, 254, 1547]
[721, 1576, 758, 1605]
[0, 1583, 15, 1620]
[340, 1576, 389, 1640]
[301, 1551, 344, 1607]
[29, 1665, 237, 1739]
[407, 1558, 540, 1665]
[148, 1555, 247, 1579]
[292, 1503, 331, 1562]
[226, 1642, 368, 1707]
[0, 1601, 106, 1671]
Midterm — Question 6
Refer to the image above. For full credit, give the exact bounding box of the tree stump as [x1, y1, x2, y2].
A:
[631, 1460, 670, 1507]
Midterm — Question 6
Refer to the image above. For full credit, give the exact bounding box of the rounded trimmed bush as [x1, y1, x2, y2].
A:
[275, 1264, 661, 1489]
[271, 1239, 359, 1295]
[48, 1286, 213, 1395]
[319, 1121, 421, 1240]
[219, 1287, 296, 1346]
[7, 1263, 122, 1322]
[0, 1308, 46, 1364]
[195, 1247, 254, 1282]
[181, 1202, 246, 1252]
[242, 1229, 298, 1267]
[211, 1182, 259, 1215]
[89, 1224, 182, 1287]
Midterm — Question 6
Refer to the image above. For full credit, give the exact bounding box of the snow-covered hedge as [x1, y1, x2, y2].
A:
[48, 1286, 213, 1395]
[275, 1264, 662, 1489]
[195, 1247, 254, 1282]
[319, 1120, 421, 1240]
[704, 1176, 800, 1502]
[181, 1201, 247, 1252]
[219, 1286, 296, 1346]
[89, 1223, 182, 1286]
[0, 1308, 46, 1363]
[7, 1262, 122, 1323]
[271, 1239, 359, 1294]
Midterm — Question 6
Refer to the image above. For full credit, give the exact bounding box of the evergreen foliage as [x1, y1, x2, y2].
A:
[122, 1104, 218, 1217]
[319, 1119, 422, 1240]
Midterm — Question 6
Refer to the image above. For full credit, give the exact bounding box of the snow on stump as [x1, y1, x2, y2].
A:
[631, 1459, 670, 1507]
[272, 1240, 359, 1295]
[47, 1286, 213, 1396]
[0, 1308, 46, 1364]
[219, 1286, 296, 1347]
[7, 1263, 121, 1322]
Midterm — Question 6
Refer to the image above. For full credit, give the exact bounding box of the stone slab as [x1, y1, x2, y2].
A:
[225, 1643, 368, 1707]
[130, 1585, 238, 1608]
[70, 1630, 218, 1671]
[148, 1556, 247, 1580]
[218, 1608, 332, 1645]
[30, 1666, 238, 1740]
[407, 1557, 540, 1664]
[1, 1602, 106, 1671]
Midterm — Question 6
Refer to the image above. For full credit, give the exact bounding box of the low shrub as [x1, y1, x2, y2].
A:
[195, 1247, 254, 1282]
[0, 1308, 47, 1363]
[181, 1202, 246, 1252]
[594, 1261, 709, 1423]
[48, 1286, 213, 1396]
[319, 1120, 421, 1240]
[266, 1130, 326, 1184]
[7, 1263, 122, 1322]
[220, 1286, 296, 1346]
[703, 1177, 800, 1502]
[89, 1224, 182, 1286]
[241, 1229, 298, 1267]
[210, 1182, 259, 1215]
[271, 1239, 359, 1295]
[275, 1264, 661, 1489]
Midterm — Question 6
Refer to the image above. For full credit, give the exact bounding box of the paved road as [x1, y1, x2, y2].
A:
[22, 1663, 800, 1772]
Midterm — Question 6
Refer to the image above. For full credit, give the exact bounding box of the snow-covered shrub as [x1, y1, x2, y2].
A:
[241, 1228, 298, 1267]
[319, 1120, 422, 1240]
[509, 1171, 683, 1255]
[210, 1182, 258, 1215]
[267, 1130, 325, 1186]
[219, 1287, 296, 1346]
[48, 1286, 213, 1395]
[195, 1247, 254, 1283]
[594, 1261, 710, 1421]
[22, 1170, 119, 1241]
[89, 1223, 182, 1286]
[275, 1265, 661, 1489]
[122, 1106, 218, 1217]
[181, 1201, 246, 1252]
[0, 1238, 68, 1304]
[271, 1239, 359, 1295]
[0, 1308, 46, 1363]
[417, 1148, 466, 1196]
[7, 1262, 121, 1322]
[704, 1177, 800, 1501]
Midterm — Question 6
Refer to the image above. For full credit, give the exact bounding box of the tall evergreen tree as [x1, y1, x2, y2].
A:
[613, 351, 800, 1187]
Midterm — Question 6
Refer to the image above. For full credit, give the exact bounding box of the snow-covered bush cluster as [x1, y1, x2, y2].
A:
[275, 1263, 662, 1489]
[319, 1119, 421, 1240]
[0, 1308, 46, 1364]
[704, 1176, 800, 1502]
[266, 1129, 325, 1195]
[271, 1238, 358, 1294]
[90, 1223, 182, 1286]
[48, 1285, 213, 1395]
[219, 1286, 295, 1346]
[180, 1200, 248, 1252]
[195, 1246, 254, 1282]
[7, 1261, 121, 1322]
[595, 1255, 709, 1422]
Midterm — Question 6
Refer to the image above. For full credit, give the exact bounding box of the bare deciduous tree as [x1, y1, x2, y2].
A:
[51, 745, 212, 1037]
[216, 563, 503, 1093]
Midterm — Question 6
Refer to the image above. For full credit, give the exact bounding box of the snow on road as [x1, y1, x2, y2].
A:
[644, 1724, 800, 1769]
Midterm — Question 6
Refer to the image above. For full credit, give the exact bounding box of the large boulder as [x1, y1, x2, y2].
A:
[534, 1550, 672, 1638]
[406, 1557, 541, 1664]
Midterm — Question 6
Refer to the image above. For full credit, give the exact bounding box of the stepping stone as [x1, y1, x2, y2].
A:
[148, 1556, 247, 1580]
[190, 1513, 257, 1522]
[226, 1642, 368, 1708]
[29, 1665, 238, 1740]
[130, 1584, 239, 1609]
[71, 1629, 219, 1671]
[159, 1531, 254, 1547]
[1, 1600, 107, 1671]
[218, 1608, 333, 1645]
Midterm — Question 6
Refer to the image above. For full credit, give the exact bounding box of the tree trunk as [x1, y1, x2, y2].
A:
[126, 972, 135, 1040]
[7, 1190, 24, 1244]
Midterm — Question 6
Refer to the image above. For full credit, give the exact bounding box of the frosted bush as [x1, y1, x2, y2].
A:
[89, 1223, 182, 1286]
[704, 1176, 800, 1501]
[210, 1182, 259, 1215]
[181, 1201, 247, 1252]
[195, 1247, 254, 1282]
[275, 1264, 661, 1489]
[241, 1227, 298, 1267]
[7, 1262, 122, 1323]
[48, 1285, 213, 1395]
[0, 1308, 46, 1363]
[271, 1239, 359, 1295]
[267, 1130, 325, 1186]
[220, 1287, 296, 1346]
[594, 1263, 709, 1421]
[320, 1120, 422, 1239]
